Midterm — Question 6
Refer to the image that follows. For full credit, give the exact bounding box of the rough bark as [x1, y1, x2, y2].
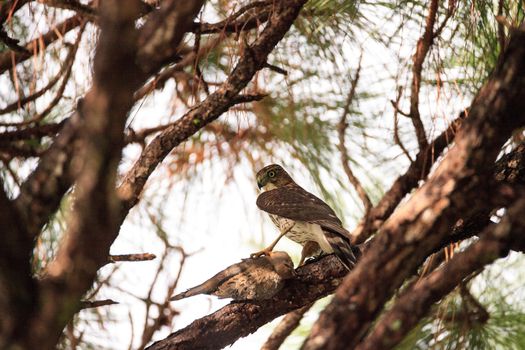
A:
[302, 24, 525, 350]
[0, 178, 36, 349]
[13, 113, 80, 238]
[118, 0, 309, 209]
[0, 1, 306, 348]
[22, 2, 144, 348]
[358, 196, 525, 350]
[145, 255, 347, 350]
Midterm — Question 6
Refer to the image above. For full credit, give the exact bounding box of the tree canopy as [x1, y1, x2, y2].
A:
[1, 0, 525, 349]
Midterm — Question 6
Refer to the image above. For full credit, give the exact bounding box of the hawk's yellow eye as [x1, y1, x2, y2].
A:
[268, 170, 276, 178]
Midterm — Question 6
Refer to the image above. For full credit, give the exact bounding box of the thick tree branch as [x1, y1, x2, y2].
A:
[145, 255, 347, 350]
[27, 2, 144, 348]
[136, 0, 206, 76]
[357, 196, 525, 350]
[118, 0, 308, 210]
[147, 139, 525, 350]
[0, 177, 37, 348]
[303, 24, 525, 350]
[0, 121, 65, 143]
[13, 112, 81, 238]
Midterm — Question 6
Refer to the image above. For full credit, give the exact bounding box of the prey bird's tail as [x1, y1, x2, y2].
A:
[170, 279, 216, 301]
[170, 263, 246, 301]
[324, 230, 357, 270]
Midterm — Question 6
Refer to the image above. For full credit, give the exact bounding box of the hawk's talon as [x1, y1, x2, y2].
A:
[250, 249, 273, 259]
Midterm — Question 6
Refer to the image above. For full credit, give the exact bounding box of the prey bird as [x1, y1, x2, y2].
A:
[253, 164, 357, 269]
[170, 251, 295, 301]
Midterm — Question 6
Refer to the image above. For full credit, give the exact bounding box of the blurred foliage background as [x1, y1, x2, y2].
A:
[1, 0, 524, 348]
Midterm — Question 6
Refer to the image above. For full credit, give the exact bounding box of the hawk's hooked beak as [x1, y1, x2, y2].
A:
[256, 174, 265, 189]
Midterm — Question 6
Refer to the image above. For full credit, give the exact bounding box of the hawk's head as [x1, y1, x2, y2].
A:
[256, 164, 294, 191]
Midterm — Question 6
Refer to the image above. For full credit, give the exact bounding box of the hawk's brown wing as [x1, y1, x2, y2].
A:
[256, 185, 343, 227]
[257, 186, 357, 269]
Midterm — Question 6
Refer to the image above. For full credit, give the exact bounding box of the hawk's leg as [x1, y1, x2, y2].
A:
[298, 241, 321, 266]
[251, 222, 294, 258]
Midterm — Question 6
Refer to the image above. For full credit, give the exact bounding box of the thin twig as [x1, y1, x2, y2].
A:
[392, 87, 414, 162]
[0, 23, 85, 123]
[190, 1, 270, 34]
[497, 0, 506, 51]
[79, 299, 119, 310]
[408, 0, 440, 150]
[139, 244, 187, 349]
[433, 0, 457, 40]
[41, 0, 97, 20]
[337, 56, 371, 214]
[264, 62, 288, 75]
[124, 124, 173, 145]
[107, 253, 157, 263]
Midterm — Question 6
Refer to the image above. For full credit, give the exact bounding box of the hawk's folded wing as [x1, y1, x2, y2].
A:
[256, 186, 351, 239]
[257, 185, 356, 268]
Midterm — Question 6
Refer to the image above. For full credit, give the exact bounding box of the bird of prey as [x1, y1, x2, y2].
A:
[170, 251, 295, 301]
[253, 164, 357, 269]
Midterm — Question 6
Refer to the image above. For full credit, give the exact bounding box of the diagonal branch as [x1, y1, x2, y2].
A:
[118, 0, 308, 210]
[13, 112, 81, 238]
[145, 255, 348, 350]
[357, 196, 525, 350]
[190, 1, 271, 35]
[147, 139, 525, 350]
[302, 24, 525, 350]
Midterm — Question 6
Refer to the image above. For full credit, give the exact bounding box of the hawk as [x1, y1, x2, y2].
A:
[170, 251, 295, 301]
[253, 164, 357, 269]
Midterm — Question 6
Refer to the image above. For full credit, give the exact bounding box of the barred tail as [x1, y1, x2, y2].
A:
[324, 230, 357, 270]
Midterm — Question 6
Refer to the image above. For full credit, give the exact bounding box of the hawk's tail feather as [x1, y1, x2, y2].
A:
[324, 231, 357, 270]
